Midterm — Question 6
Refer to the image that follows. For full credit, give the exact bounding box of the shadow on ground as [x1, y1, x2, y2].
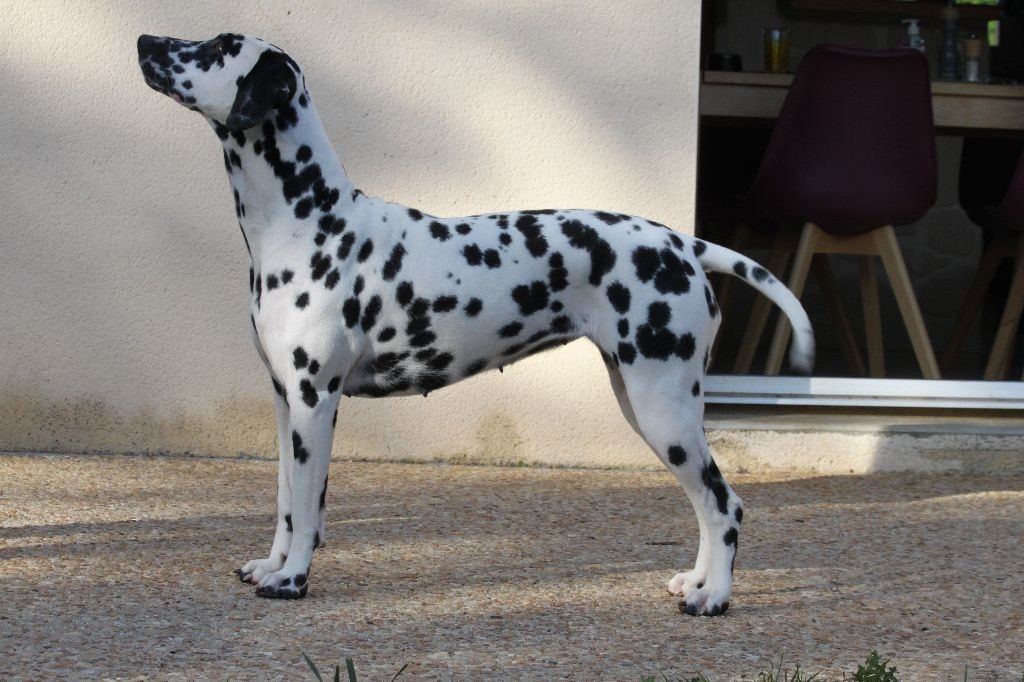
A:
[1, 454, 1021, 680]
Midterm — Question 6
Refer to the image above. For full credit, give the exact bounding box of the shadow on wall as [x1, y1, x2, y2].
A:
[0, 1, 698, 460]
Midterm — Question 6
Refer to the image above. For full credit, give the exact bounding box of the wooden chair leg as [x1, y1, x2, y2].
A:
[858, 255, 885, 378]
[873, 225, 941, 379]
[984, 235, 1024, 380]
[812, 254, 866, 376]
[732, 229, 797, 374]
[765, 222, 818, 375]
[940, 232, 1011, 372]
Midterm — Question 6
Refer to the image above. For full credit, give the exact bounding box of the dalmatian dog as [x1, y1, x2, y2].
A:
[137, 33, 813, 615]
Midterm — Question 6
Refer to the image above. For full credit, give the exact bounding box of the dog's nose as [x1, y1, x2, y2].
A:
[137, 34, 159, 56]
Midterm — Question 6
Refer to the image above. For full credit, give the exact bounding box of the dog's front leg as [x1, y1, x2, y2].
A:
[236, 390, 294, 584]
[254, 387, 340, 599]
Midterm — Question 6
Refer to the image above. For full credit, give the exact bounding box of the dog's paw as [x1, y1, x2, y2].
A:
[677, 583, 731, 617]
[234, 556, 285, 585]
[255, 569, 309, 599]
[666, 570, 706, 597]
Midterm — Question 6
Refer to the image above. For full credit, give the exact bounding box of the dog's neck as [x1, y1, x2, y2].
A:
[214, 99, 356, 263]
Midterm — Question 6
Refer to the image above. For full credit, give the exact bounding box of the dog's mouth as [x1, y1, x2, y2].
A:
[138, 34, 187, 103]
[140, 62, 174, 94]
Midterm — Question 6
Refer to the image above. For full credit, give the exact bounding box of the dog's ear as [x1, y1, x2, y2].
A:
[225, 50, 297, 131]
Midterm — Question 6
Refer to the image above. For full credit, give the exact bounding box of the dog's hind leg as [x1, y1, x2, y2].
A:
[616, 363, 742, 616]
[236, 390, 294, 585]
[254, 387, 341, 599]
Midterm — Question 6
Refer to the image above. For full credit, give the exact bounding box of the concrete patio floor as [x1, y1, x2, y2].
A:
[1, 453, 1022, 680]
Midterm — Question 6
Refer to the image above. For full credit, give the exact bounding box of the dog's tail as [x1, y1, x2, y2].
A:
[694, 239, 815, 374]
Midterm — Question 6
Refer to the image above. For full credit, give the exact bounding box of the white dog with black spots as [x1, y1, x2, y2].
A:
[137, 33, 814, 616]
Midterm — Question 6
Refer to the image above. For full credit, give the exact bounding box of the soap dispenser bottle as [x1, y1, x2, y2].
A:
[902, 18, 926, 53]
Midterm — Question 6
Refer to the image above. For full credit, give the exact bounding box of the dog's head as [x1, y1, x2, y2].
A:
[137, 33, 300, 132]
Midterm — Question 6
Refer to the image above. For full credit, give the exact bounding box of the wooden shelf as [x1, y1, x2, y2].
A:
[786, 0, 1000, 22]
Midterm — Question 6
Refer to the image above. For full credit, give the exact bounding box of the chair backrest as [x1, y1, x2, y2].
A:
[749, 45, 937, 236]
[997, 147, 1024, 230]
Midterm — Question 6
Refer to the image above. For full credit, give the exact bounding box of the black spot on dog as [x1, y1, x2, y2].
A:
[484, 249, 502, 269]
[636, 324, 676, 360]
[319, 477, 328, 509]
[272, 378, 287, 400]
[561, 220, 616, 286]
[343, 298, 361, 328]
[353, 276, 365, 295]
[617, 342, 636, 364]
[409, 298, 430, 318]
[499, 233, 512, 246]
[284, 513, 293, 532]
[396, 282, 414, 307]
[361, 296, 382, 331]
[367, 351, 408, 375]
[464, 298, 483, 317]
[654, 249, 692, 295]
[266, 274, 279, 290]
[337, 232, 356, 260]
[499, 322, 523, 338]
[667, 445, 687, 466]
[677, 333, 696, 360]
[300, 380, 318, 407]
[382, 244, 406, 281]
[515, 214, 548, 258]
[328, 376, 341, 393]
[296, 145, 312, 163]
[464, 359, 487, 376]
[691, 380, 701, 396]
[295, 292, 310, 309]
[704, 285, 719, 317]
[550, 315, 572, 334]
[310, 251, 332, 281]
[377, 327, 397, 343]
[648, 301, 671, 328]
[293, 347, 309, 369]
[632, 246, 660, 282]
[693, 239, 707, 257]
[357, 239, 374, 263]
[281, 270, 294, 284]
[427, 353, 454, 371]
[308, 360, 320, 375]
[547, 252, 568, 291]
[733, 261, 747, 279]
[429, 221, 451, 241]
[668, 233, 684, 249]
[406, 317, 430, 335]
[324, 269, 340, 290]
[735, 506, 744, 524]
[512, 281, 549, 316]
[701, 460, 730, 515]
[408, 208, 423, 221]
[462, 243, 483, 266]
[433, 295, 458, 313]
[550, 301, 563, 312]
[593, 211, 625, 225]
[292, 431, 309, 464]
[606, 282, 631, 313]
[752, 266, 769, 282]
[410, 332, 436, 347]
[455, 223, 472, 235]
[724, 528, 738, 546]
[618, 318, 630, 337]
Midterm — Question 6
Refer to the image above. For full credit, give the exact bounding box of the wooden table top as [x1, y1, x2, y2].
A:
[701, 70, 1024, 132]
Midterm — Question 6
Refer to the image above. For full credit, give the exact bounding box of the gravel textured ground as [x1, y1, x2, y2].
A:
[1, 453, 1022, 680]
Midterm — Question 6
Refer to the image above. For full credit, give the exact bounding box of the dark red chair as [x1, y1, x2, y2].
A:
[743, 45, 941, 378]
[942, 141, 1024, 379]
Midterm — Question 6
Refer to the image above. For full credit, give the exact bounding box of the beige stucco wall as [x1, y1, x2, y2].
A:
[0, 1, 702, 467]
